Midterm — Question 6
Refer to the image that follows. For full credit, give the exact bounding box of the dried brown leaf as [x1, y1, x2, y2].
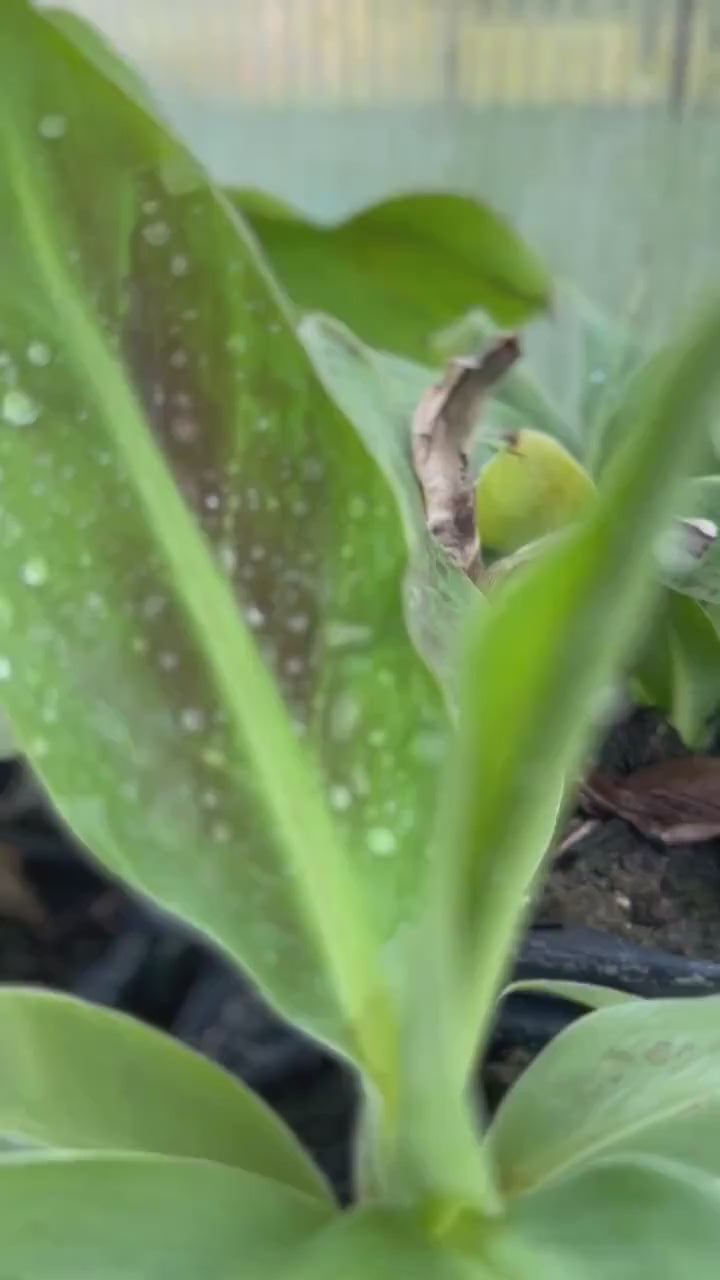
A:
[411, 334, 520, 580]
[581, 757, 720, 845]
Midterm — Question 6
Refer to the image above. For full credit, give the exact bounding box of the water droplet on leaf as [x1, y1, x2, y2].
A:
[180, 708, 205, 733]
[3, 390, 39, 426]
[329, 784, 352, 812]
[143, 221, 171, 247]
[245, 605, 265, 629]
[287, 614, 309, 634]
[330, 691, 361, 742]
[367, 827, 397, 857]
[38, 114, 67, 139]
[21, 558, 48, 587]
[27, 342, 52, 367]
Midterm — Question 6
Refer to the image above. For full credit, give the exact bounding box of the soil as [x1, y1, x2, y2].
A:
[537, 819, 720, 960]
[535, 709, 720, 962]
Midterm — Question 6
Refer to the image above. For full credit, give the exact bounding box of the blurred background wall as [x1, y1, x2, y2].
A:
[38, 0, 720, 346]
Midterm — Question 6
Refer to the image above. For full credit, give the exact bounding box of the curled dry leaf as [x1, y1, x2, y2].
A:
[581, 757, 720, 845]
[411, 334, 520, 580]
[655, 516, 719, 581]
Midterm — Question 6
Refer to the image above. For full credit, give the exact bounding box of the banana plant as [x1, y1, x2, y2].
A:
[4, 5, 720, 1278]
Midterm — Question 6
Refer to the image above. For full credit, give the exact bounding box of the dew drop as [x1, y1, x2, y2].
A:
[27, 342, 52, 367]
[170, 254, 189, 277]
[0, 657, 12, 681]
[3, 390, 39, 427]
[38, 113, 67, 139]
[351, 764, 371, 797]
[367, 827, 397, 857]
[22, 558, 48, 587]
[142, 595, 166, 619]
[329, 784, 353, 812]
[245, 605, 265, 629]
[143, 221, 171, 247]
[142, 199, 160, 215]
[287, 614, 309, 634]
[302, 458, 325, 483]
[330, 691, 361, 742]
[589, 369, 607, 385]
[204, 493, 220, 511]
[169, 349, 188, 370]
[218, 544, 238, 574]
[159, 651, 179, 671]
[211, 820, 231, 843]
[171, 417, 197, 444]
[180, 707, 205, 734]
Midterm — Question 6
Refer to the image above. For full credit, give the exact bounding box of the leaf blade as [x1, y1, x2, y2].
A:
[502, 980, 638, 1010]
[0, 987, 330, 1201]
[0, 1150, 332, 1279]
[510, 1155, 720, 1279]
[491, 996, 720, 1196]
[233, 189, 552, 362]
[0, 0, 449, 1076]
